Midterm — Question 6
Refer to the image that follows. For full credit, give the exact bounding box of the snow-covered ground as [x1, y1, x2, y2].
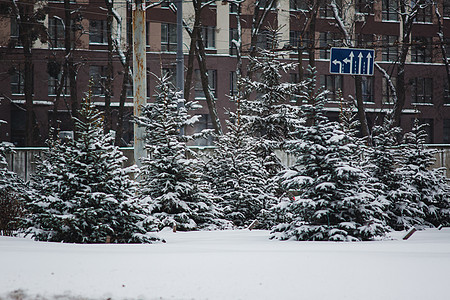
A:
[1, 228, 450, 300]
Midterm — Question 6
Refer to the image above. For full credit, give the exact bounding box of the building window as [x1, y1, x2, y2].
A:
[10, 65, 26, 95]
[361, 76, 374, 103]
[201, 26, 216, 49]
[161, 23, 177, 52]
[290, 31, 309, 53]
[320, 75, 343, 101]
[195, 69, 217, 99]
[162, 67, 176, 87]
[319, 32, 341, 59]
[89, 66, 106, 95]
[415, 119, 434, 143]
[355, 0, 373, 14]
[444, 0, 450, 18]
[230, 2, 240, 13]
[48, 17, 65, 49]
[48, 74, 70, 96]
[161, 0, 174, 8]
[229, 28, 239, 55]
[256, 30, 269, 50]
[415, 3, 432, 23]
[411, 36, 432, 63]
[382, 76, 396, 104]
[320, 0, 341, 18]
[444, 80, 450, 104]
[382, 0, 398, 21]
[290, 0, 308, 11]
[10, 17, 21, 47]
[382, 35, 398, 61]
[444, 119, 450, 143]
[230, 71, 238, 96]
[290, 73, 300, 103]
[193, 114, 214, 146]
[89, 20, 107, 44]
[411, 77, 433, 104]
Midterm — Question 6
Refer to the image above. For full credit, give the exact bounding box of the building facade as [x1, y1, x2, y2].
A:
[1, 0, 450, 145]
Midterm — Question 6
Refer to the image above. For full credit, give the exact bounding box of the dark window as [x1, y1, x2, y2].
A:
[382, 0, 398, 21]
[320, 0, 342, 18]
[444, 0, 450, 18]
[195, 69, 217, 99]
[161, 23, 177, 52]
[256, 30, 269, 50]
[10, 17, 21, 47]
[319, 32, 341, 59]
[89, 65, 106, 95]
[162, 67, 176, 87]
[48, 17, 65, 48]
[48, 73, 70, 96]
[161, 0, 174, 8]
[201, 26, 216, 49]
[361, 76, 374, 103]
[382, 35, 398, 61]
[290, 73, 300, 103]
[415, 3, 432, 23]
[415, 118, 434, 143]
[320, 75, 343, 101]
[382, 76, 396, 104]
[444, 80, 450, 104]
[290, 31, 309, 53]
[355, 0, 373, 14]
[193, 114, 214, 146]
[443, 119, 450, 143]
[411, 36, 432, 63]
[290, 0, 308, 11]
[411, 77, 433, 104]
[230, 28, 239, 55]
[230, 2, 240, 13]
[10, 65, 33, 95]
[89, 20, 107, 44]
[230, 71, 238, 96]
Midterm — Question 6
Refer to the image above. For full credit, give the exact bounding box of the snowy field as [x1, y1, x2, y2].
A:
[1, 228, 450, 300]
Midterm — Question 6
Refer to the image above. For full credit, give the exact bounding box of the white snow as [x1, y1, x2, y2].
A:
[2, 228, 450, 300]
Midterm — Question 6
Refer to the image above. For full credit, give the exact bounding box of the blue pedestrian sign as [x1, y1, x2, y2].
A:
[330, 47, 374, 76]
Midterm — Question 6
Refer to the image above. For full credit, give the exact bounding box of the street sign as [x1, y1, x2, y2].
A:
[330, 47, 374, 76]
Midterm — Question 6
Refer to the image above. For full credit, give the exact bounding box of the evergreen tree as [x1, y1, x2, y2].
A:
[205, 110, 279, 228]
[22, 98, 161, 243]
[390, 120, 450, 228]
[136, 74, 225, 231]
[0, 121, 28, 235]
[271, 69, 389, 241]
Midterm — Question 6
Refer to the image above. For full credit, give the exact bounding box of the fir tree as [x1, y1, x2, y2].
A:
[0, 121, 28, 235]
[22, 98, 161, 243]
[205, 110, 279, 228]
[271, 69, 389, 241]
[389, 120, 450, 228]
[136, 74, 225, 231]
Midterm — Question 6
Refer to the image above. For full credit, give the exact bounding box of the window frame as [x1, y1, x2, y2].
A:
[89, 19, 107, 45]
[161, 23, 177, 52]
[411, 77, 433, 104]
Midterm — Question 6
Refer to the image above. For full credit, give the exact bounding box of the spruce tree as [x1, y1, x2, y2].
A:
[136, 74, 225, 231]
[390, 120, 450, 228]
[205, 110, 279, 228]
[23, 98, 161, 243]
[0, 121, 28, 235]
[271, 69, 389, 241]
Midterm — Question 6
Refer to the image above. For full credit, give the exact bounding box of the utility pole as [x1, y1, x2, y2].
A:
[132, 0, 147, 168]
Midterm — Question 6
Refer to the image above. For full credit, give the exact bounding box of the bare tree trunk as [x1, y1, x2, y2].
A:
[64, 0, 78, 125]
[183, 3, 200, 102]
[195, 29, 222, 135]
[104, 0, 114, 133]
[115, 49, 131, 146]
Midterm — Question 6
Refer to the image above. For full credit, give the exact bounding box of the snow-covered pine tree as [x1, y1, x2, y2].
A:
[0, 121, 28, 235]
[240, 26, 304, 177]
[136, 74, 225, 231]
[205, 108, 279, 228]
[390, 119, 450, 228]
[23, 97, 161, 243]
[271, 68, 389, 241]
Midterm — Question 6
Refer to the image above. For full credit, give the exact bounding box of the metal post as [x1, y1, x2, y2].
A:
[176, 0, 184, 94]
[132, 0, 147, 168]
[176, 0, 185, 135]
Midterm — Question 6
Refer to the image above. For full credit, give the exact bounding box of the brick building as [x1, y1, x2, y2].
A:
[1, 0, 450, 145]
